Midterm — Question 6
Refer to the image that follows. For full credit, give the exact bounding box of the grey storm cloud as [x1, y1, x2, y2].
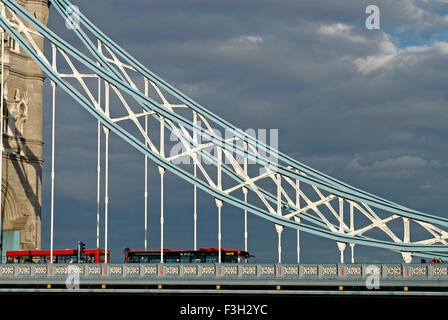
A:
[41, 0, 448, 263]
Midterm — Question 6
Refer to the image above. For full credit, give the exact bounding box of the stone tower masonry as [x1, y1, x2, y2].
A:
[1, 0, 49, 254]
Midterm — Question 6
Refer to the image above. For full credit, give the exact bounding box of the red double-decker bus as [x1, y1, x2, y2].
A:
[124, 248, 253, 263]
[6, 248, 109, 264]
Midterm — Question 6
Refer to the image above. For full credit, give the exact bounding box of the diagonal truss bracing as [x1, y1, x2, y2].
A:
[2, 0, 448, 262]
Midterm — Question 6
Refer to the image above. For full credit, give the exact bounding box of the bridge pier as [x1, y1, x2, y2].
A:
[216, 145, 223, 264]
[295, 177, 301, 264]
[337, 242, 346, 264]
[402, 252, 413, 264]
[49, 78, 56, 263]
[276, 173, 283, 264]
[159, 166, 166, 263]
[216, 199, 223, 263]
[96, 66, 103, 250]
[276, 225, 283, 264]
[295, 217, 301, 264]
[350, 243, 355, 264]
[243, 186, 248, 252]
[243, 141, 249, 253]
[402, 218, 412, 263]
[193, 111, 198, 251]
[103, 81, 111, 264]
[144, 78, 149, 251]
[349, 202, 355, 263]
[159, 112, 166, 263]
[337, 198, 346, 264]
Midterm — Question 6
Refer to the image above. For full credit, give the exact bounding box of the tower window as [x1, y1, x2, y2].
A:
[2, 104, 8, 135]
[8, 36, 20, 54]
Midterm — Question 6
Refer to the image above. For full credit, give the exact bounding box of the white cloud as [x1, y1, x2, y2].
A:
[353, 54, 396, 74]
[234, 35, 264, 44]
[354, 41, 448, 74]
[228, 35, 264, 48]
[352, 33, 398, 74]
[422, 0, 448, 4]
[348, 156, 442, 178]
[420, 183, 433, 190]
[314, 24, 401, 74]
[316, 23, 367, 44]
[317, 23, 351, 36]
[212, 34, 265, 54]
[315, 18, 448, 75]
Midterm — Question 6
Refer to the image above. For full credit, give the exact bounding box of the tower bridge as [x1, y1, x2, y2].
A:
[0, 0, 447, 302]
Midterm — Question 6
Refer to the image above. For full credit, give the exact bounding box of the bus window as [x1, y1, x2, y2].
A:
[223, 255, 237, 263]
[180, 255, 191, 263]
[165, 256, 180, 263]
[58, 255, 78, 263]
[205, 254, 217, 263]
[82, 255, 95, 263]
[19, 256, 31, 263]
[180, 256, 191, 263]
[142, 256, 150, 263]
[44, 256, 56, 263]
[191, 252, 205, 263]
[32, 256, 44, 263]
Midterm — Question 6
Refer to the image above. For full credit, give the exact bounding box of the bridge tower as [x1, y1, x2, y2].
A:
[0, 0, 49, 261]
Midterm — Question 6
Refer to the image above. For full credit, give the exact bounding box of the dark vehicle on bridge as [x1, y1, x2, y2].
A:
[124, 248, 253, 263]
[6, 248, 109, 264]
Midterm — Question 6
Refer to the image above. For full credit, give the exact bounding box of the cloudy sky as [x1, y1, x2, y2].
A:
[38, 0, 448, 263]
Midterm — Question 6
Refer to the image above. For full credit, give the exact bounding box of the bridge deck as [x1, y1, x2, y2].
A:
[1, 263, 448, 294]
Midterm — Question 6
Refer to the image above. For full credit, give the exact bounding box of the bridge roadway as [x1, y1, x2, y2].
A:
[1, 262, 448, 295]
